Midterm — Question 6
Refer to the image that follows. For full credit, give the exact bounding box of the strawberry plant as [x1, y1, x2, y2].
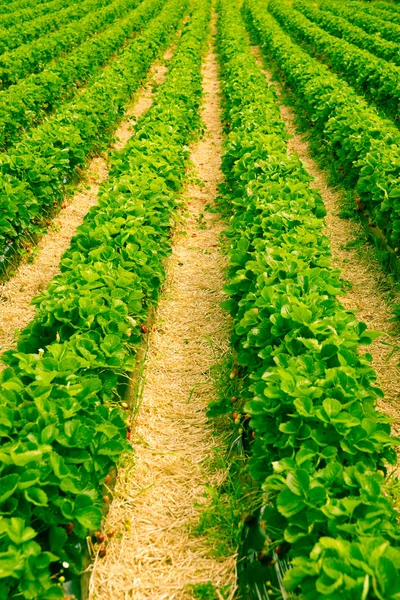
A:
[0, 0, 106, 54]
[295, 1, 400, 67]
[0, 0, 141, 87]
[216, 0, 400, 597]
[0, 0, 165, 152]
[0, 0, 210, 596]
[0, 0, 181, 270]
[243, 0, 400, 262]
[322, 1, 400, 44]
[270, 1, 400, 123]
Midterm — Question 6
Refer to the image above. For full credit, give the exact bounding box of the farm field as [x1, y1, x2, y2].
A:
[1, 0, 400, 599]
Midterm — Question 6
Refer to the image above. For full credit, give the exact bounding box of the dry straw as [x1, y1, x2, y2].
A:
[88, 27, 237, 600]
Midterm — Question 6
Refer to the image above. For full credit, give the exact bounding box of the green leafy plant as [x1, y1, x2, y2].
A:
[295, 1, 400, 66]
[243, 0, 400, 264]
[0, 0, 179, 270]
[323, 1, 400, 44]
[216, 0, 400, 597]
[0, 0, 140, 88]
[271, 1, 400, 123]
[0, 0, 211, 597]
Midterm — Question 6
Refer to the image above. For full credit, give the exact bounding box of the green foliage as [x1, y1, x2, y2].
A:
[0, 0, 164, 150]
[186, 582, 221, 599]
[243, 0, 400, 258]
[0, 0, 164, 147]
[323, 1, 400, 43]
[0, 0, 140, 88]
[0, 0, 103, 54]
[271, 2, 400, 122]
[295, 1, 400, 66]
[217, 0, 400, 598]
[0, 0, 177, 267]
[0, 0, 211, 597]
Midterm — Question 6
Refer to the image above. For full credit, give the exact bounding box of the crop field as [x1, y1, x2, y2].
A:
[1, 0, 400, 598]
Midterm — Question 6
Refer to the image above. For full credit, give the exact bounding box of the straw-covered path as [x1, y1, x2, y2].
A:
[89, 23, 236, 600]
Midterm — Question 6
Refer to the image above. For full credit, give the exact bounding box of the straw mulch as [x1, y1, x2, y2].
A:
[88, 30, 236, 600]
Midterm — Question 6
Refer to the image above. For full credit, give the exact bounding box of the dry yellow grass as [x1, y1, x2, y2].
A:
[88, 25, 237, 600]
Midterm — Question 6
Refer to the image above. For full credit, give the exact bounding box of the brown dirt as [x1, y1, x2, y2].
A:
[250, 44, 400, 435]
[88, 25, 236, 600]
[0, 45, 174, 356]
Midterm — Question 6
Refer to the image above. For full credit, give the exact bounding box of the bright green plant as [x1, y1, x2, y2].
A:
[0, 0, 211, 596]
[215, 0, 400, 597]
[243, 0, 400, 260]
[270, 1, 400, 122]
[0, 0, 140, 87]
[322, 1, 400, 44]
[295, 1, 400, 66]
[0, 0, 179, 270]
[0, 0, 164, 152]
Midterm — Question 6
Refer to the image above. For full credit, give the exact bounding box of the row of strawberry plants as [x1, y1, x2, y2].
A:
[216, 1, 400, 598]
[0, 0, 104, 54]
[243, 0, 400, 255]
[322, 1, 400, 44]
[0, 0, 162, 152]
[0, 0, 177, 269]
[0, 0, 81, 29]
[0, 0, 54, 13]
[295, 1, 400, 67]
[270, 2, 400, 123]
[348, 1, 400, 26]
[0, 0, 210, 596]
[0, 0, 138, 87]
[375, 2, 400, 16]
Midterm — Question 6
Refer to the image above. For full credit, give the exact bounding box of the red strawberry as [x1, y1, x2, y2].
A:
[98, 545, 107, 558]
[65, 522, 74, 535]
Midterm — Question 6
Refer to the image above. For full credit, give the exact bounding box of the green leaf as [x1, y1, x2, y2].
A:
[0, 474, 20, 503]
[24, 487, 48, 507]
[277, 488, 305, 517]
[286, 470, 310, 497]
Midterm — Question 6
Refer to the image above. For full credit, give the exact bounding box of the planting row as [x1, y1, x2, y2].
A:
[270, 2, 400, 123]
[0, 0, 55, 14]
[347, 1, 400, 27]
[295, 1, 400, 67]
[375, 2, 400, 16]
[0, 0, 172, 268]
[0, 0, 81, 29]
[0, 0, 159, 153]
[215, 0, 400, 598]
[0, 0, 210, 597]
[0, 0, 138, 87]
[0, 0, 106, 55]
[243, 0, 400, 256]
[322, 1, 400, 45]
